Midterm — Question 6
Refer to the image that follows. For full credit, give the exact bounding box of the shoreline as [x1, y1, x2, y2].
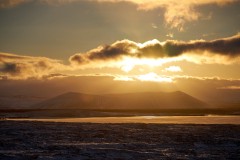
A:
[6, 115, 240, 124]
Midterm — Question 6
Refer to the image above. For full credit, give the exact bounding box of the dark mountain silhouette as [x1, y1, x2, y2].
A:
[33, 91, 208, 110]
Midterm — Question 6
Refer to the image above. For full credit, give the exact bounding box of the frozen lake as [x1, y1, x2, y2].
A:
[0, 120, 239, 159]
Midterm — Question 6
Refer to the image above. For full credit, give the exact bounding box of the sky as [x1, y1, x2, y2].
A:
[0, 0, 240, 102]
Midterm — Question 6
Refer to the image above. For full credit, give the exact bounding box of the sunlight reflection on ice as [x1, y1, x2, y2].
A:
[141, 116, 157, 119]
[7, 115, 240, 124]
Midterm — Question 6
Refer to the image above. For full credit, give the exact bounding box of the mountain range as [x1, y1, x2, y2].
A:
[33, 91, 208, 110]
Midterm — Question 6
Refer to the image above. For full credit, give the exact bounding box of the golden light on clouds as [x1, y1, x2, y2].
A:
[163, 66, 182, 72]
[136, 72, 173, 83]
[113, 75, 134, 81]
[70, 34, 240, 69]
[1, 34, 240, 80]
[180, 52, 240, 65]
[113, 72, 174, 83]
[217, 85, 240, 90]
[1, 0, 240, 111]
[119, 57, 182, 73]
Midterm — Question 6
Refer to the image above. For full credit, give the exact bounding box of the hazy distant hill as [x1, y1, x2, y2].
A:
[33, 91, 208, 110]
[0, 95, 45, 109]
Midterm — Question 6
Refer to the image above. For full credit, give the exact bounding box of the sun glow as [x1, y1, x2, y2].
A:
[163, 66, 182, 72]
[137, 72, 173, 83]
[119, 56, 183, 72]
[114, 76, 134, 81]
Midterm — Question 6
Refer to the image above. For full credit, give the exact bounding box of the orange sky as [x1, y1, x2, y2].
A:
[0, 0, 240, 102]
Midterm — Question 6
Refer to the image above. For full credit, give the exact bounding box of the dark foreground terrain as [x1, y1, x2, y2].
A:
[0, 121, 239, 160]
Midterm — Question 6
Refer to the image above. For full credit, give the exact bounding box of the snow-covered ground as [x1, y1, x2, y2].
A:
[0, 121, 239, 159]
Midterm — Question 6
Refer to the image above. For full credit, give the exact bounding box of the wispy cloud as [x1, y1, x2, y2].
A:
[1, 0, 237, 30]
[0, 0, 30, 8]
[95, 0, 237, 30]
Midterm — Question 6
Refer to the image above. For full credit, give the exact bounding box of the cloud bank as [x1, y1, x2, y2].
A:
[70, 34, 240, 67]
[1, 0, 237, 30]
[1, 34, 240, 80]
[0, 52, 68, 79]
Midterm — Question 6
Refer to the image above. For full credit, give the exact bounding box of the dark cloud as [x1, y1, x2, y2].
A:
[88, 42, 133, 60]
[70, 34, 240, 65]
[164, 34, 240, 57]
[70, 40, 137, 64]
[0, 62, 21, 74]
